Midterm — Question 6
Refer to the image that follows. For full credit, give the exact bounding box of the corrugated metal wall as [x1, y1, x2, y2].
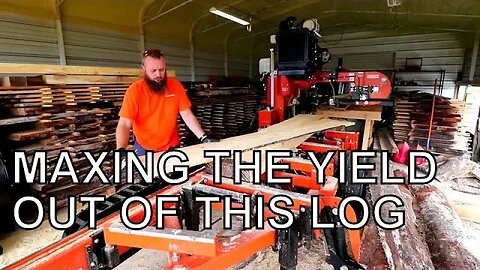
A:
[0, 10, 469, 91]
[319, 30, 466, 98]
[0, 12, 59, 64]
[0, 11, 240, 83]
[194, 50, 225, 81]
[62, 25, 140, 68]
[228, 55, 250, 77]
[144, 40, 192, 81]
[146, 40, 228, 82]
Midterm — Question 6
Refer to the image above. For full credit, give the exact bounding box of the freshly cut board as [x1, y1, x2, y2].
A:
[144, 115, 354, 176]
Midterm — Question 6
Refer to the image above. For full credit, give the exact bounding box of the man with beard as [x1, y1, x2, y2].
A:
[116, 49, 214, 156]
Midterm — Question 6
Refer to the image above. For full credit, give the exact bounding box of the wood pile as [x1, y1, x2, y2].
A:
[0, 64, 261, 207]
[0, 63, 153, 207]
[0, 63, 145, 86]
[393, 167, 480, 269]
[179, 86, 263, 146]
[0, 105, 122, 207]
[392, 91, 472, 158]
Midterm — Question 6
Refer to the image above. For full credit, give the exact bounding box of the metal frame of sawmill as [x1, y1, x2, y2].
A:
[5, 131, 365, 270]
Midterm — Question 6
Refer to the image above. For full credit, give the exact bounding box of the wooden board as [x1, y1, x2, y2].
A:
[241, 135, 311, 176]
[144, 115, 354, 176]
[0, 116, 39, 126]
[42, 75, 140, 85]
[316, 105, 382, 121]
[0, 63, 171, 77]
[7, 128, 54, 141]
[377, 128, 398, 153]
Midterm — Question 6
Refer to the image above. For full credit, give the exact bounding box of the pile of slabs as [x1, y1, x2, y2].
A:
[0, 65, 263, 207]
[392, 91, 472, 157]
[178, 87, 263, 146]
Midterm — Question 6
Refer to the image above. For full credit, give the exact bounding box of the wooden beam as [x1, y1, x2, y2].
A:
[144, 115, 354, 176]
[0, 63, 174, 77]
[42, 75, 140, 85]
[362, 119, 374, 150]
[377, 127, 399, 153]
[469, 32, 479, 82]
[316, 105, 382, 121]
[0, 116, 39, 126]
[53, 0, 66, 65]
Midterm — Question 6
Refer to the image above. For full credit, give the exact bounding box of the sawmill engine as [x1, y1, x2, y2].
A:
[275, 17, 334, 114]
[275, 16, 331, 78]
[258, 17, 392, 128]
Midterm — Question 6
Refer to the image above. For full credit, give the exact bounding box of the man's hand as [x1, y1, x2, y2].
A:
[116, 147, 128, 162]
[200, 135, 219, 143]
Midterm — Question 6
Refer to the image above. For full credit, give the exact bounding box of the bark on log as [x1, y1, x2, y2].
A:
[359, 210, 388, 269]
[367, 184, 435, 270]
[394, 169, 480, 270]
[360, 158, 435, 269]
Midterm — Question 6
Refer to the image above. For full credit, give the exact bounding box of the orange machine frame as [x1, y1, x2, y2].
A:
[5, 133, 362, 270]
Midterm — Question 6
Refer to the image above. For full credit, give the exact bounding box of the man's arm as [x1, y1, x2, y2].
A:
[180, 109, 206, 139]
[116, 117, 133, 149]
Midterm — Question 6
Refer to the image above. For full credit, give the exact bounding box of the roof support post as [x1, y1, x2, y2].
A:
[469, 32, 479, 82]
[53, 0, 66, 65]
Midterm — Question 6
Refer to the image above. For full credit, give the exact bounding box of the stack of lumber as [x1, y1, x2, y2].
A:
[1, 107, 120, 208]
[392, 95, 413, 142]
[0, 64, 262, 207]
[178, 86, 263, 145]
[458, 101, 479, 135]
[0, 63, 152, 207]
[392, 91, 471, 157]
[0, 63, 142, 86]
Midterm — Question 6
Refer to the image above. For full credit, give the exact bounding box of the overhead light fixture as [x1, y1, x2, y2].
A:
[387, 0, 402, 7]
[209, 7, 250, 26]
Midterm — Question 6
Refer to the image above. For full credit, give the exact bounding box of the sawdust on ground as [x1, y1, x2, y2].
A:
[0, 208, 67, 268]
[230, 238, 334, 270]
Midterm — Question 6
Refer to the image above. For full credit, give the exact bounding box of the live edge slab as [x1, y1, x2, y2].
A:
[141, 114, 355, 177]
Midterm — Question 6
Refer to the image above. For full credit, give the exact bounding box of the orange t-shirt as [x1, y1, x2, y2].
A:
[118, 77, 192, 151]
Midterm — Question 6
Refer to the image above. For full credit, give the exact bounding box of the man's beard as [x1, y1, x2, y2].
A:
[145, 75, 167, 93]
